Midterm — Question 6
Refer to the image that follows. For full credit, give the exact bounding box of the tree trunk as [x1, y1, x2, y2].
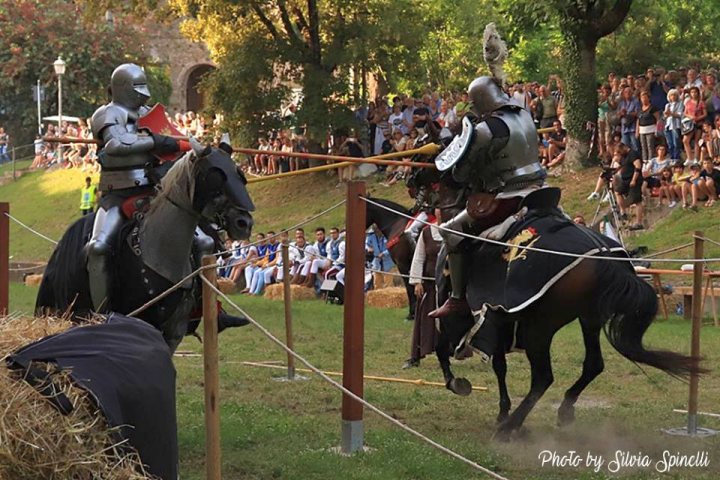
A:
[301, 62, 333, 143]
[562, 34, 598, 170]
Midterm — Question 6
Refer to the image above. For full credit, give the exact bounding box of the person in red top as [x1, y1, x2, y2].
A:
[682, 86, 707, 164]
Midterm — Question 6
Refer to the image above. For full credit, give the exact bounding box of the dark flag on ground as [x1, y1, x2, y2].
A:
[7, 313, 178, 480]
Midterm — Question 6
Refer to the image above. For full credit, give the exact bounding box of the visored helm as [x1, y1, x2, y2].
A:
[468, 76, 512, 117]
[110, 63, 151, 110]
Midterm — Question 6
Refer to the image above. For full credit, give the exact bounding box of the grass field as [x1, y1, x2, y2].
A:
[3, 165, 720, 479]
[8, 283, 720, 479]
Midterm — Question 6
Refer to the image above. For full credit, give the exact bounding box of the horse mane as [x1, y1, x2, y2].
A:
[367, 196, 411, 216]
[149, 151, 199, 213]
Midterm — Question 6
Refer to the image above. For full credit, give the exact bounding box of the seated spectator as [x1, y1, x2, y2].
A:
[303, 227, 332, 288]
[680, 163, 712, 209]
[249, 232, 280, 295]
[658, 166, 679, 207]
[700, 158, 720, 206]
[366, 224, 394, 289]
[544, 120, 567, 169]
[290, 232, 314, 284]
[241, 233, 267, 293]
[230, 239, 256, 289]
[642, 144, 672, 201]
[324, 227, 346, 281]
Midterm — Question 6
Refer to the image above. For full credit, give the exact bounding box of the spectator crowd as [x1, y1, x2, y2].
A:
[217, 225, 397, 300]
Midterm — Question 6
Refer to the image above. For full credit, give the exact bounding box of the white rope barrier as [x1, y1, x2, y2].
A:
[4, 212, 58, 245]
[201, 276, 510, 480]
[361, 196, 720, 264]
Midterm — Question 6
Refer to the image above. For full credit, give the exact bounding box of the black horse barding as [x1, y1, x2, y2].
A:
[364, 197, 417, 319]
[36, 140, 254, 351]
[409, 170, 705, 441]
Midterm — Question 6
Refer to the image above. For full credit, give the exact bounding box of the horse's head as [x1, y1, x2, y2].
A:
[190, 137, 254, 240]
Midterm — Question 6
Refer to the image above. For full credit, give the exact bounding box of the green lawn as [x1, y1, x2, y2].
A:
[9, 283, 720, 479]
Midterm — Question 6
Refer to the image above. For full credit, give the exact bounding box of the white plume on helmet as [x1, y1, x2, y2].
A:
[483, 23, 508, 87]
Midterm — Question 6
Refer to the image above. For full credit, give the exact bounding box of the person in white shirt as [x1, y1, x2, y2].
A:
[302, 227, 332, 288]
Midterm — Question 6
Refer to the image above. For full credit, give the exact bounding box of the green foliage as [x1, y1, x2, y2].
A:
[0, 1, 147, 145]
[146, 64, 172, 107]
[597, 0, 720, 76]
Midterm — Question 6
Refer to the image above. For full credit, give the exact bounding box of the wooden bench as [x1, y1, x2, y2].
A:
[672, 285, 719, 324]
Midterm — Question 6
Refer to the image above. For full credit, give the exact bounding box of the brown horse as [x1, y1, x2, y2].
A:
[364, 198, 418, 320]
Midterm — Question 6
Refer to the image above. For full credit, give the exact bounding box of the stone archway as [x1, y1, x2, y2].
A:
[185, 64, 216, 112]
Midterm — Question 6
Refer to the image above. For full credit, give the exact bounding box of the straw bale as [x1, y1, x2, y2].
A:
[264, 283, 317, 301]
[217, 277, 237, 294]
[24, 274, 43, 287]
[0, 316, 151, 480]
[366, 287, 408, 309]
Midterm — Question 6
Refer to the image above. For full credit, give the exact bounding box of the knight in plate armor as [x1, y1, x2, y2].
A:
[428, 25, 548, 358]
[87, 63, 181, 311]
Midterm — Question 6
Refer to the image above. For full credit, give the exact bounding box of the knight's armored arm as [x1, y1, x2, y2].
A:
[101, 124, 155, 156]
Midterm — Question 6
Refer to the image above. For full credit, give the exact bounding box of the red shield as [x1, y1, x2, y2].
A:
[138, 103, 189, 163]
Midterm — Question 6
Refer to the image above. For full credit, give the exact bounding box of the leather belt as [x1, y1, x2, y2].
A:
[99, 168, 150, 192]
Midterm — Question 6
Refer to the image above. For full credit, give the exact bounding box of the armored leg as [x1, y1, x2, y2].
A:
[192, 227, 250, 331]
[429, 209, 472, 318]
[87, 206, 124, 312]
[455, 306, 502, 362]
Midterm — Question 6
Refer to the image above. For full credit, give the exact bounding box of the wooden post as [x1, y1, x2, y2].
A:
[341, 181, 366, 454]
[282, 241, 295, 379]
[688, 231, 704, 435]
[0, 203, 7, 315]
[11, 147, 16, 181]
[201, 255, 221, 480]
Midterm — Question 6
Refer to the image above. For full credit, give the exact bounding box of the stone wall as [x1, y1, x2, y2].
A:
[143, 19, 213, 113]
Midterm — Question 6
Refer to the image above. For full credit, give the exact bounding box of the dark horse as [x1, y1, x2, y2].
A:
[36, 140, 254, 351]
[364, 197, 417, 319]
[408, 170, 704, 441]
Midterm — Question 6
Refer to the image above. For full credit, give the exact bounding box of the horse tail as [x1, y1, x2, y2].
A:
[596, 261, 705, 378]
[35, 214, 95, 316]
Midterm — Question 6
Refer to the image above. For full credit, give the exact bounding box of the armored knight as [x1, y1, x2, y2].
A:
[88, 63, 181, 311]
[428, 24, 548, 359]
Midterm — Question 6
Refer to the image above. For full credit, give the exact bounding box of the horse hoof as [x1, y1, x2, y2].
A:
[492, 428, 511, 443]
[496, 411, 509, 424]
[448, 377, 472, 396]
[557, 407, 575, 427]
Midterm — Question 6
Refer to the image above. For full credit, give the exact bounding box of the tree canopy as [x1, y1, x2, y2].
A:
[0, 1, 170, 146]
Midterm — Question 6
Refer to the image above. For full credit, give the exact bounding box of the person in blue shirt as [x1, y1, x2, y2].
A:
[366, 225, 393, 273]
[619, 86, 641, 152]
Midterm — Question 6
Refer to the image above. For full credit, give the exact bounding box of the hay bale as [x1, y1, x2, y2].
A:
[264, 283, 317, 301]
[366, 287, 408, 309]
[217, 277, 237, 294]
[24, 274, 43, 287]
[0, 316, 151, 480]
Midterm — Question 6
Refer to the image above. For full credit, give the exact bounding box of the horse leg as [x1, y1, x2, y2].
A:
[557, 318, 604, 426]
[495, 325, 554, 441]
[436, 333, 472, 396]
[493, 352, 511, 423]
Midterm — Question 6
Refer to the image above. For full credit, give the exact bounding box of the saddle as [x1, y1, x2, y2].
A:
[467, 187, 561, 224]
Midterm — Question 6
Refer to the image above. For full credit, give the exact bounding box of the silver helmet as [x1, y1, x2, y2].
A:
[468, 76, 512, 117]
[110, 63, 151, 110]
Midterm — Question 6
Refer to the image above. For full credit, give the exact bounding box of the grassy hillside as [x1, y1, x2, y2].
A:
[0, 163, 718, 263]
[7, 282, 720, 480]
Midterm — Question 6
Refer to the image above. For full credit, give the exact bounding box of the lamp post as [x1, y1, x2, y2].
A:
[53, 56, 66, 163]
